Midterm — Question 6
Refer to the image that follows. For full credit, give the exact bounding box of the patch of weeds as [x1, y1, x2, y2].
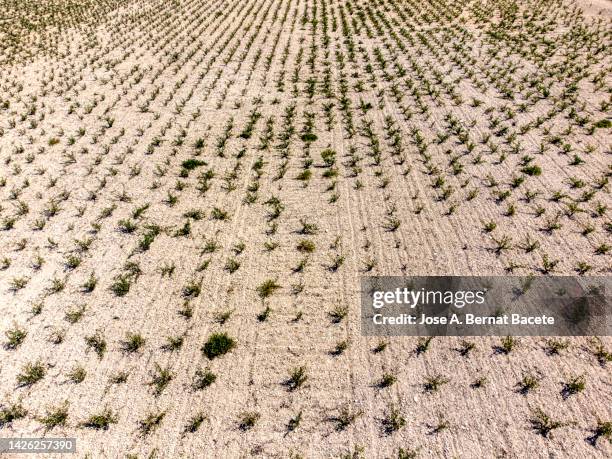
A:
[239, 411, 260, 431]
[225, 258, 241, 273]
[562, 374, 586, 399]
[287, 411, 303, 433]
[429, 414, 450, 434]
[497, 336, 519, 354]
[17, 361, 46, 387]
[4, 324, 27, 350]
[285, 366, 307, 391]
[121, 333, 146, 353]
[192, 367, 216, 391]
[397, 447, 420, 459]
[109, 371, 129, 385]
[593, 119, 611, 129]
[67, 365, 86, 384]
[85, 332, 106, 359]
[110, 274, 132, 297]
[182, 279, 201, 298]
[331, 405, 363, 431]
[415, 337, 433, 356]
[589, 337, 611, 366]
[521, 164, 542, 176]
[65, 304, 85, 324]
[471, 375, 488, 389]
[329, 304, 348, 323]
[148, 363, 173, 396]
[298, 218, 318, 235]
[296, 239, 315, 253]
[588, 420, 612, 446]
[215, 309, 233, 324]
[184, 412, 207, 433]
[331, 339, 349, 356]
[328, 254, 345, 271]
[458, 340, 475, 357]
[81, 272, 97, 292]
[181, 159, 206, 170]
[257, 279, 281, 299]
[39, 401, 69, 431]
[517, 373, 540, 395]
[161, 335, 184, 352]
[211, 207, 229, 220]
[139, 411, 165, 436]
[257, 305, 272, 322]
[383, 404, 406, 434]
[81, 407, 117, 430]
[373, 340, 388, 353]
[178, 301, 193, 319]
[545, 338, 569, 355]
[424, 374, 449, 393]
[378, 372, 396, 388]
[0, 401, 27, 427]
[530, 408, 573, 438]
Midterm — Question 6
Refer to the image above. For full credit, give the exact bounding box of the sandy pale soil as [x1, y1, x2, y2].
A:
[0, 0, 611, 457]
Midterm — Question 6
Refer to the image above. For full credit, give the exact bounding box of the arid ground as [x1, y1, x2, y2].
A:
[0, 0, 611, 457]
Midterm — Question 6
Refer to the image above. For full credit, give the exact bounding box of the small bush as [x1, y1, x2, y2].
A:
[182, 279, 201, 298]
[424, 374, 449, 392]
[287, 411, 303, 432]
[17, 361, 46, 387]
[562, 374, 586, 399]
[545, 338, 569, 355]
[296, 239, 315, 253]
[301, 133, 317, 142]
[378, 372, 396, 388]
[85, 332, 107, 359]
[181, 159, 206, 170]
[0, 401, 27, 427]
[162, 336, 184, 352]
[590, 420, 612, 445]
[498, 336, 519, 354]
[285, 366, 307, 391]
[202, 332, 236, 359]
[67, 365, 86, 384]
[121, 333, 146, 353]
[257, 279, 281, 299]
[530, 408, 572, 438]
[192, 367, 217, 391]
[82, 407, 117, 430]
[521, 164, 542, 176]
[184, 412, 207, 433]
[383, 404, 406, 434]
[239, 411, 260, 431]
[110, 274, 131, 297]
[139, 411, 165, 436]
[148, 363, 173, 396]
[518, 373, 540, 395]
[4, 325, 27, 350]
[332, 405, 363, 431]
[39, 402, 69, 430]
[329, 304, 348, 323]
[416, 337, 433, 355]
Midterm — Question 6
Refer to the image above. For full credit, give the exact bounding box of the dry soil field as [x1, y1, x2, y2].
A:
[0, 0, 611, 457]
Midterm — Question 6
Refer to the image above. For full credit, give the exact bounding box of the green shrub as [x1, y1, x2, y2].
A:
[202, 332, 236, 359]
[521, 164, 542, 176]
[181, 159, 206, 170]
[82, 407, 117, 430]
